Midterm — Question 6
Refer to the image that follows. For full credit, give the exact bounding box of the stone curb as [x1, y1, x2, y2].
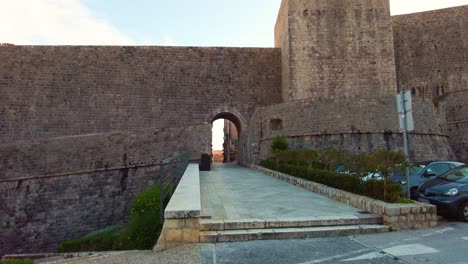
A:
[251, 165, 438, 230]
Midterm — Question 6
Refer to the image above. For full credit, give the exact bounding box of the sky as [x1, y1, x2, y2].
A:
[1, 0, 468, 47]
[2, 0, 468, 151]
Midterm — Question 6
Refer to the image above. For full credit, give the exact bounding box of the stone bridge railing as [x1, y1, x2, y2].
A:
[154, 164, 201, 251]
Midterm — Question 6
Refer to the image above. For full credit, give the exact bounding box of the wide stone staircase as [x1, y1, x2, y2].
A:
[199, 214, 388, 243]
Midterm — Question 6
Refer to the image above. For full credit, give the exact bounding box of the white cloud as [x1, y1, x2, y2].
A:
[391, 0, 468, 15]
[0, 0, 133, 45]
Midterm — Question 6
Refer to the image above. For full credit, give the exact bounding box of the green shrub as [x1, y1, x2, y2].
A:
[127, 185, 170, 249]
[57, 225, 124, 253]
[260, 159, 402, 203]
[271, 135, 288, 153]
[57, 185, 171, 252]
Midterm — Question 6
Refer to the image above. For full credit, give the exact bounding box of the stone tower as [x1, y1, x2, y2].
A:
[275, 0, 397, 102]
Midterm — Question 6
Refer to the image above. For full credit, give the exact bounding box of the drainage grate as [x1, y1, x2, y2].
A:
[200, 215, 212, 219]
[358, 211, 371, 214]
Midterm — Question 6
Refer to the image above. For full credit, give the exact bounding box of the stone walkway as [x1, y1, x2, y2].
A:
[200, 164, 363, 220]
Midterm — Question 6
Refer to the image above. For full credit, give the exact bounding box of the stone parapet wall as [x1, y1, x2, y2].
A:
[0, 126, 209, 257]
[155, 164, 201, 251]
[0, 124, 211, 181]
[251, 165, 438, 230]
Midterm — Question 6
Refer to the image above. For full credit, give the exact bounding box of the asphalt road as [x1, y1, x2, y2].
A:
[200, 220, 468, 264]
[49, 220, 468, 264]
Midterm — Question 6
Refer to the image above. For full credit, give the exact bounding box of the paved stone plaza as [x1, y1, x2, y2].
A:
[200, 164, 363, 220]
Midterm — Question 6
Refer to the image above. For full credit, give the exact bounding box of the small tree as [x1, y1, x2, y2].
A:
[271, 134, 288, 154]
[365, 149, 407, 201]
[345, 152, 370, 178]
[319, 148, 348, 171]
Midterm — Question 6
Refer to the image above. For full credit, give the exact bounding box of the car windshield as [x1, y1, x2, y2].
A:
[440, 167, 468, 182]
[409, 164, 426, 174]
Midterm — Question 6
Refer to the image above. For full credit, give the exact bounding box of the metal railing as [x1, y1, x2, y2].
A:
[158, 152, 190, 222]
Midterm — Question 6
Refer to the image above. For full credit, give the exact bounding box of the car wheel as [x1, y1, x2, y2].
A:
[459, 201, 468, 222]
[410, 187, 418, 200]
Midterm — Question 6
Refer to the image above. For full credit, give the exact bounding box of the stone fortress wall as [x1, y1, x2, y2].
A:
[0, 46, 281, 256]
[392, 6, 468, 163]
[0, 0, 467, 256]
[247, 96, 454, 164]
[0, 124, 211, 256]
[275, 0, 398, 101]
[0, 46, 282, 144]
[249, 0, 458, 163]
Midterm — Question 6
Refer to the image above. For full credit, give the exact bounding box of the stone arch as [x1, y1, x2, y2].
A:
[207, 110, 247, 165]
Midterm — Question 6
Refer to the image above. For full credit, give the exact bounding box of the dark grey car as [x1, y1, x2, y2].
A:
[391, 161, 465, 198]
[416, 165, 468, 222]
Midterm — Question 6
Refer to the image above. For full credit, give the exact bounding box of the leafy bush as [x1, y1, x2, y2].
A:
[260, 159, 402, 203]
[271, 135, 288, 153]
[57, 225, 125, 253]
[57, 185, 171, 252]
[127, 185, 170, 249]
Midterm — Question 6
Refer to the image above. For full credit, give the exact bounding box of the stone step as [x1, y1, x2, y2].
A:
[200, 214, 382, 231]
[199, 224, 389, 243]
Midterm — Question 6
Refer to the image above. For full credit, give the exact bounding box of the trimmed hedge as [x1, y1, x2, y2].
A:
[260, 160, 402, 203]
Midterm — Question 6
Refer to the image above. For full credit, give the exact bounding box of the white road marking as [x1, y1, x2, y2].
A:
[462, 237, 468, 241]
[343, 244, 439, 261]
[342, 252, 386, 261]
[296, 249, 370, 264]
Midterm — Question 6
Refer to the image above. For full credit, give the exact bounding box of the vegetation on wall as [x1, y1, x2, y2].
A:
[270, 134, 288, 154]
[57, 185, 171, 252]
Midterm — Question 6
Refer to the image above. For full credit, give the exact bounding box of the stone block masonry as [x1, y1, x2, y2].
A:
[1, 0, 467, 256]
[246, 96, 455, 164]
[0, 46, 282, 144]
[155, 164, 201, 251]
[392, 6, 468, 162]
[275, 0, 398, 102]
[0, 124, 210, 257]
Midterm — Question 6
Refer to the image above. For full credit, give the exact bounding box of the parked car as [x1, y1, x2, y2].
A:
[390, 161, 465, 198]
[415, 165, 468, 222]
[335, 163, 383, 182]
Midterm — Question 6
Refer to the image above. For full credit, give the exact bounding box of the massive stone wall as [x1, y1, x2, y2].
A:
[247, 96, 454, 164]
[0, 46, 282, 144]
[0, 124, 211, 256]
[275, 0, 398, 101]
[392, 6, 468, 162]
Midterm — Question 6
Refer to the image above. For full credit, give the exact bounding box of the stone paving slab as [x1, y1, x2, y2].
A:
[200, 164, 366, 221]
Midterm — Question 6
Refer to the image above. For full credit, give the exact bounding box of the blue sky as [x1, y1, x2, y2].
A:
[2, 0, 468, 47]
[81, 0, 282, 47]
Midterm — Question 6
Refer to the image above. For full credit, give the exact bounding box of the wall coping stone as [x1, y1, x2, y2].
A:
[164, 164, 201, 219]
